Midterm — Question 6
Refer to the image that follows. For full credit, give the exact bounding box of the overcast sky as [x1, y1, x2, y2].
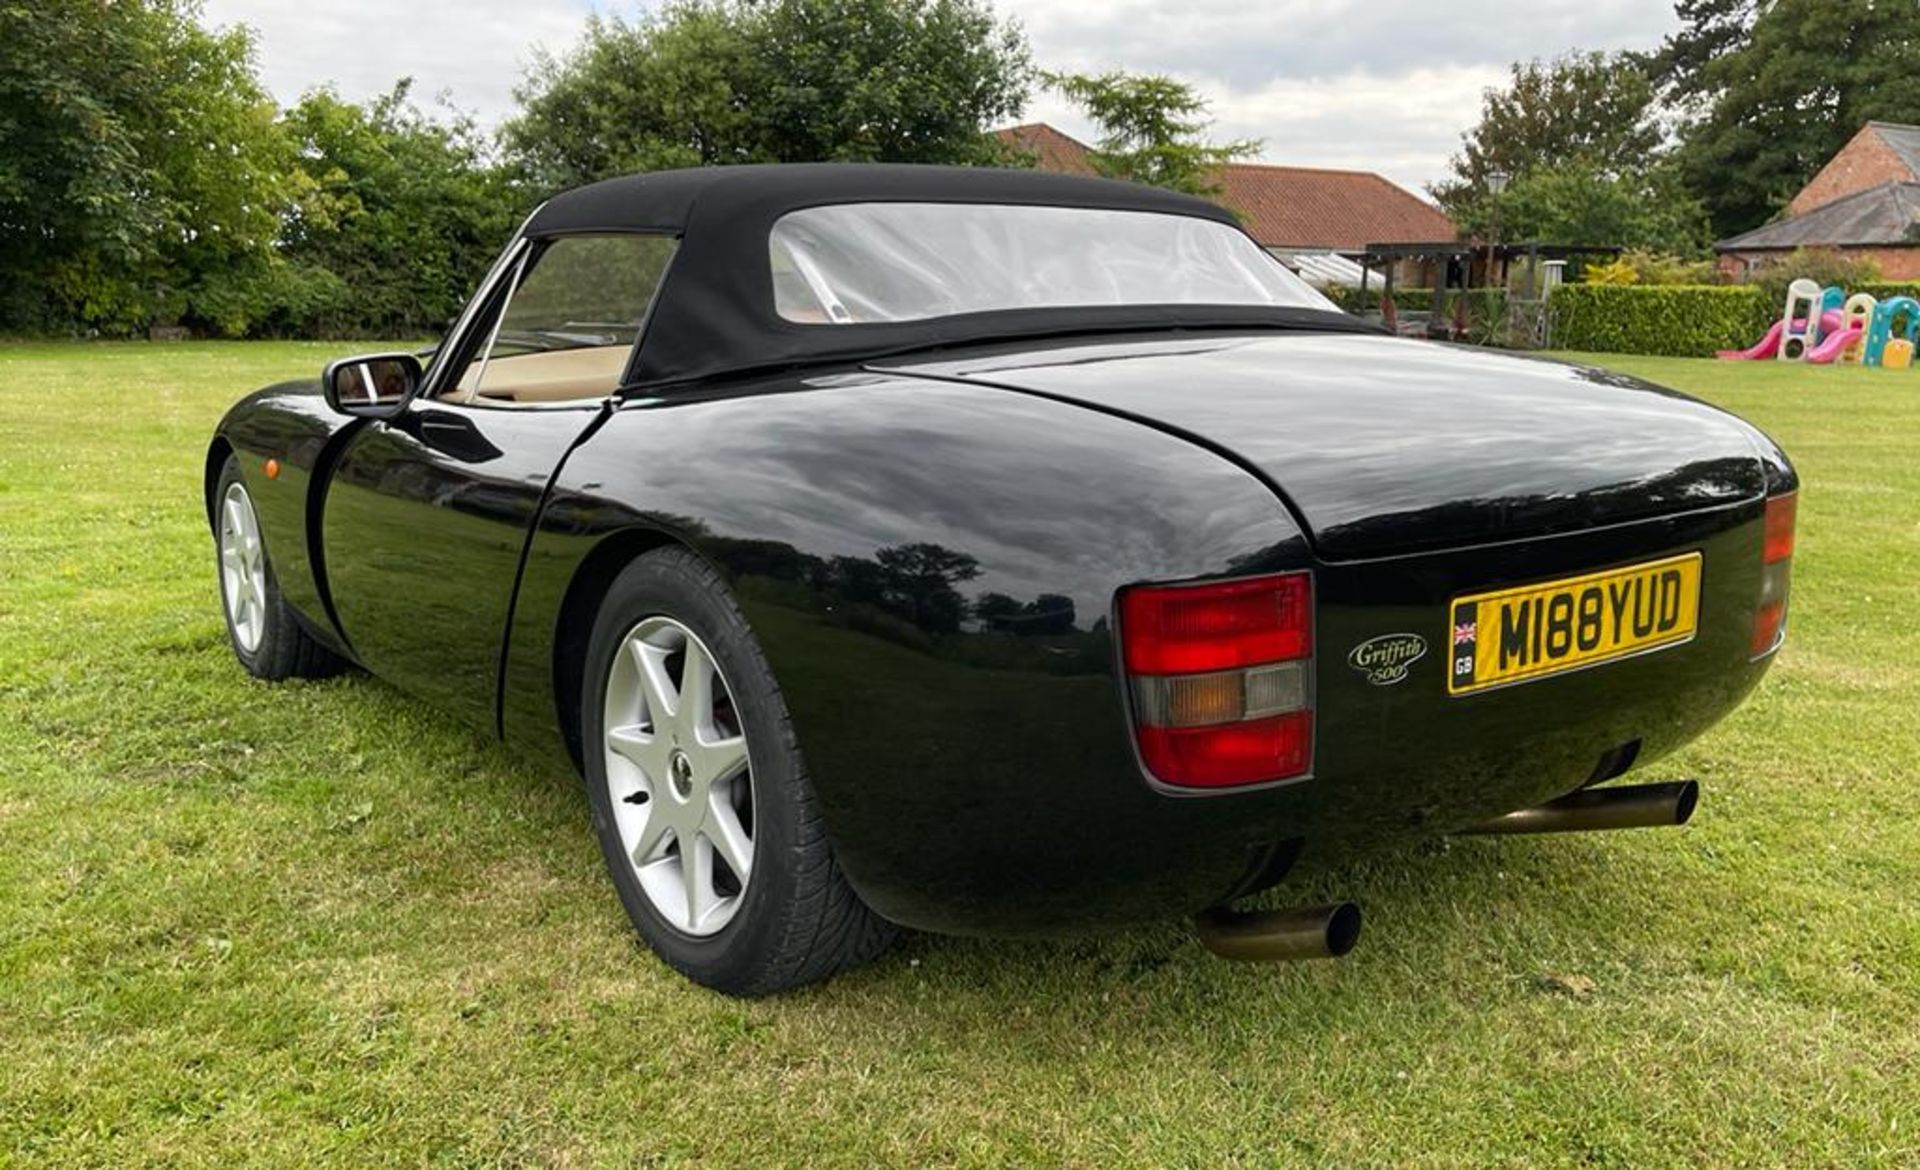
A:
[199, 0, 1681, 197]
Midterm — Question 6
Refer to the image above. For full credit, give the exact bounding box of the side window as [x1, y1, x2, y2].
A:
[447, 234, 677, 405]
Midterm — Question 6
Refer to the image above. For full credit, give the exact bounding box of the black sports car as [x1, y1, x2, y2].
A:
[207, 165, 1798, 994]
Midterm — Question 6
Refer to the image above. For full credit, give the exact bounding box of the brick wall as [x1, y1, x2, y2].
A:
[1788, 127, 1915, 217]
[1845, 247, 1920, 280]
[1718, 246, 1920, 281]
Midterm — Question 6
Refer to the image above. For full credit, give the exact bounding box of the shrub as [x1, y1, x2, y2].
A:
[1748, 248, 1883, 310]
[1325, 287, 1435, 315]
[185, 259, 353, 339]
[1549, 284, 1773, 356]
[1586, 258, 1640, 286]
[1624, 249, 1720, 285]
[1459, 289, 1513, 346]
[1856, 281, 1920, 305]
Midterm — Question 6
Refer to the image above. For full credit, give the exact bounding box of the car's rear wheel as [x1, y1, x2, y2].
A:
[214, 455, 346, 680]
[582, 548, 894, 995]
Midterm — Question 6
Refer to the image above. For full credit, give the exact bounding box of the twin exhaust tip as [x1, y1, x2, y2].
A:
[1194, 901, 1363, 963]
[1195, 780, 1698, 963]
[1456, 779, 1699, 836]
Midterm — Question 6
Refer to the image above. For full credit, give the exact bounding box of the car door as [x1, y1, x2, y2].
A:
[319, 232, 679, 731]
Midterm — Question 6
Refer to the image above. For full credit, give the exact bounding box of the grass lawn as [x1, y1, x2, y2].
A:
[2, 341, 1917, 1166]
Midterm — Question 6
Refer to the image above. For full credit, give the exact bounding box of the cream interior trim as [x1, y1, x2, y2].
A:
[449, 345, 631, 404]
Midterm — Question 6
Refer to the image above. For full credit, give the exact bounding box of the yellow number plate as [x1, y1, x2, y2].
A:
[1447, 553, 1702, 696]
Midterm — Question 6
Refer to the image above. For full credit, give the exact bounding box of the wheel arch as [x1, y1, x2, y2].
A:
[549, 525, 715, 775]
[204, 436, 236, 534]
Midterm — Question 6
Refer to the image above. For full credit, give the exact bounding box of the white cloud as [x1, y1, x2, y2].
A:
[200, 0, 601, 124]
[1211, 66, 1514, 194]
[201, 0, 1681, 191]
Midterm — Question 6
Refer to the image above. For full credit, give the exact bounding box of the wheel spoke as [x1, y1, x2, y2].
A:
[237, 492, 260, 543]
[631, 639, 680, 727]
[630, 811, 672, 868]
[706, 787, 753, 880]
[606, 723, 670, 784]
[679, 643, 716, 735]
[224, 497, 247, 542]
[684, 832, 714, 929]
[693, 733, 748, 787]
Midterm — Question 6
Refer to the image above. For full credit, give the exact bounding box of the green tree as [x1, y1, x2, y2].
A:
[1459, 162, 1714, 255]
[276, 83, 522, 337]
[1044, 71, 1257, 196]
[0, 0, 289, 333]
[1431, 51, 1711, 256]
[1663, 0, 1920, 237]
[503, 0, 1032, 191]
[1649, 0, 1754, 113]
[1430, 52, 1664, 215]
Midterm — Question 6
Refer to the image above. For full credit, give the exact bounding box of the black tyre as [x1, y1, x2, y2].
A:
[581, 547, 895, 995]
[213, 455, 346, 681]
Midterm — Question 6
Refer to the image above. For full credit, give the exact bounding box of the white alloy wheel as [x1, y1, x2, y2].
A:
[219, 481, 269, 653]
[601, 615, 756, 936]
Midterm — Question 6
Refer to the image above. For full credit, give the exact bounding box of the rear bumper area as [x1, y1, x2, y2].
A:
[788, 498, 1775, 937]
[1302, 495, 1773, 862]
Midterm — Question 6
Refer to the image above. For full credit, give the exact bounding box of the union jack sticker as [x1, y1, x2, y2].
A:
[1450, 601, 1479, 690]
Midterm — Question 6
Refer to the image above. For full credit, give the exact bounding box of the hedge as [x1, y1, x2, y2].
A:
[1549, 285, 1770, 356]
[1856, 281, 1920, 304]
[1550, 281, 1920, 357]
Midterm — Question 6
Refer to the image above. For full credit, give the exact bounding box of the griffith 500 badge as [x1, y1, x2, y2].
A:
[1348, 633, 1428, 686]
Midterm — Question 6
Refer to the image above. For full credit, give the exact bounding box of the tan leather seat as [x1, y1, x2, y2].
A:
[451, 345, 631, 404]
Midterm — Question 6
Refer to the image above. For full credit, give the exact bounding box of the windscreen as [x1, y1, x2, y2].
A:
[769, 202, 1339, 324]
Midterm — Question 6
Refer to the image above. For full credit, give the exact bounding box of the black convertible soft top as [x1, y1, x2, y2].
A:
[524, 163, 1376, 387]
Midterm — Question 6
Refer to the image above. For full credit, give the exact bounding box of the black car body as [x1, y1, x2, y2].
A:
[206, 165, 1797, 991]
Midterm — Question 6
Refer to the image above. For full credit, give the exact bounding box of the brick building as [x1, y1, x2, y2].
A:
[995, 123, 1457, 285]
[1715, 122, 1920, 280]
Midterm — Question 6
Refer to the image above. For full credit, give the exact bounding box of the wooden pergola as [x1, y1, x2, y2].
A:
[1357, 241, 1625, 340]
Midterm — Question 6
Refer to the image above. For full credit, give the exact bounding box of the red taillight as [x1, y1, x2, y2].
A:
[1753, 492, 1796, 657]
[1119, 573, 1311, 673]
[1118, 572, 1313, 789]
[1751, 600, 1786, 656]
[1763, 491, 1796, 564]
[1136, 712, 1313, 789]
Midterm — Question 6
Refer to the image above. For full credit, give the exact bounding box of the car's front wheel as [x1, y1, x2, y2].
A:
[581, 548, 895, 995]
[214, 455, 345, 681]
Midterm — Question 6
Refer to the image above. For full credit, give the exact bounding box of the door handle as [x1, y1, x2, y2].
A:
[414, 410, 504, 464]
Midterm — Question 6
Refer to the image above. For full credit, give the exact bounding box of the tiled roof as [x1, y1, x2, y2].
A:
[1718, 181, 1920, 250]
[1868, 121, 1920, 179]
[1212, 162, 1457, 250]
[992, 124, 1456, 250]
[996, 123, 1098, 175]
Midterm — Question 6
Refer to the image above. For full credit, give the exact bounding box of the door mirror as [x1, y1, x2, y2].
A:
[323, 353, 422, 419]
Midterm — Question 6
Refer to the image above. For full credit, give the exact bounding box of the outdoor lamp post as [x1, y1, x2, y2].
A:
[1485, 170, 1509, 289]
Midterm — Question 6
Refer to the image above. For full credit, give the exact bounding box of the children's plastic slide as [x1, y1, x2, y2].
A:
[1720, 310, 1857, 362]
[1718, 320, 1784, 360]
[1805, 319, 1865, 365]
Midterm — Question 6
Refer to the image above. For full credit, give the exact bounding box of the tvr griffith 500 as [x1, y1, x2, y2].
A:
[207, 165, 1798, 994]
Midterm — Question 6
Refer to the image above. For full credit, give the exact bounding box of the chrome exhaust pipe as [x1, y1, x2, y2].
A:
[1194, 901, 1362, 962]
[1461, 780, 1699, 836]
